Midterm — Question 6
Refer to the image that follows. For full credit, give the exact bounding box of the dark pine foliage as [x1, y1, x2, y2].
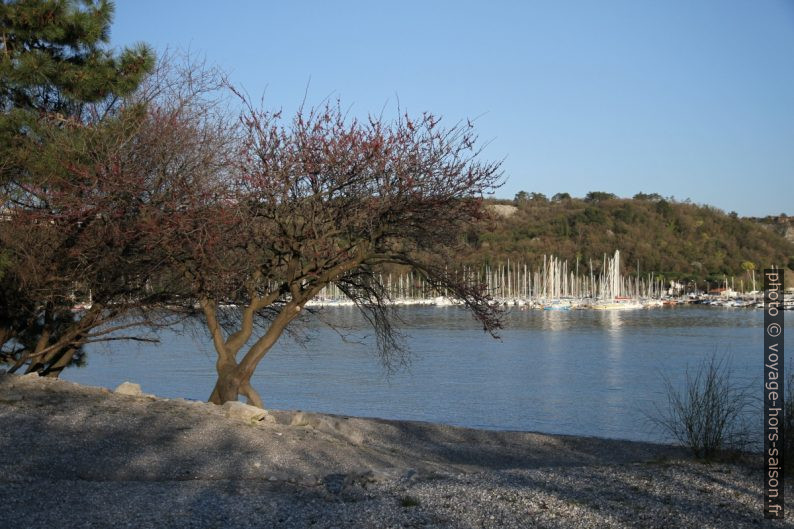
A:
[0, 0, 155, 375]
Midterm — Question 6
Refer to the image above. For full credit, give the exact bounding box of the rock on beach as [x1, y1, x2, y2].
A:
[114, 381, 143, 396]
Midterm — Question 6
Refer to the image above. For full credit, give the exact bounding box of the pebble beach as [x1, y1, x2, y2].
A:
[0, 373, 789, 528]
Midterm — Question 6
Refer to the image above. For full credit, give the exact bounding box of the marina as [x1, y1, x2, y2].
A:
[308, 250, 791, 310]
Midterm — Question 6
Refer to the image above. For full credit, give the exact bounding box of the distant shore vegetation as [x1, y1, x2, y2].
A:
[464, 192, 793, 289]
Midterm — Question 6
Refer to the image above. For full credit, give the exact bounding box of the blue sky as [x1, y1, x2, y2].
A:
[111, 1, 794, 217]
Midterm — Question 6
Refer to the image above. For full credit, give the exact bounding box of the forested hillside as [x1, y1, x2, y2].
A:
[461, 192, 794, 285]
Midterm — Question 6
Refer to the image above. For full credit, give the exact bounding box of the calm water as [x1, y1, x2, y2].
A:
[62, 306, 790, 443]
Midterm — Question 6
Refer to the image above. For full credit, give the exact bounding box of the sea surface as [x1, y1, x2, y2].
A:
[62, 305, 791, 444]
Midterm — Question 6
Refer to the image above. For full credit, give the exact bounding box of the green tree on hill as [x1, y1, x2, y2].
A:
[633, 192, 662, 201]
[584, 191, 617, 203]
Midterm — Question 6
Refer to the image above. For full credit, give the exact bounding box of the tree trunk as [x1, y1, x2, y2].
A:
[205, 299, 301, 408]
[208, 364, 264, 408]
[208, 363, 243, 404]
[42, 345, 78, 378]
[239, 376, 264, 409]
[22, 327, 52, 374]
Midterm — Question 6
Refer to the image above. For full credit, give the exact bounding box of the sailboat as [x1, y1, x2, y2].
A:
[543, 299, 572, 311]
[591, 250, 643, 310]
[592, 297, 644, 311]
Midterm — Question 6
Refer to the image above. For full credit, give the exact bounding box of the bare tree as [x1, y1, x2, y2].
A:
[0, 57, 234, 376]
[155, 96, 504, 407]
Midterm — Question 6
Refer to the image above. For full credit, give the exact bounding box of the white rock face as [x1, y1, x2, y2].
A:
[222, 401, 268, 423]
[486, 204, 518, 218]
[114, 381, 143, 396]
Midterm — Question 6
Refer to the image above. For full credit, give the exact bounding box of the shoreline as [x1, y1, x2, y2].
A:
[0, 373, 786, 528]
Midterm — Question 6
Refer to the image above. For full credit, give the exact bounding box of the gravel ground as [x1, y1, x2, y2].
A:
[0, 373, 790, 528]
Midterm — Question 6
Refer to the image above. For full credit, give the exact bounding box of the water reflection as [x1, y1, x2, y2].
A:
[539, 310, 569, 332]
[599, 309, 624, 332]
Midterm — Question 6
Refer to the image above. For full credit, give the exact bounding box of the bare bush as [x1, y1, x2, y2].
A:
[653, 353, 754, 459]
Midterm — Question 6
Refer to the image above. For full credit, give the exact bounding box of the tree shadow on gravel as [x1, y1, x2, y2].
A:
[327, 413, 690, 471]
[0, 375, 350, 527]
[0, 375, 777, 529]
[528, 460, 784, 528]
